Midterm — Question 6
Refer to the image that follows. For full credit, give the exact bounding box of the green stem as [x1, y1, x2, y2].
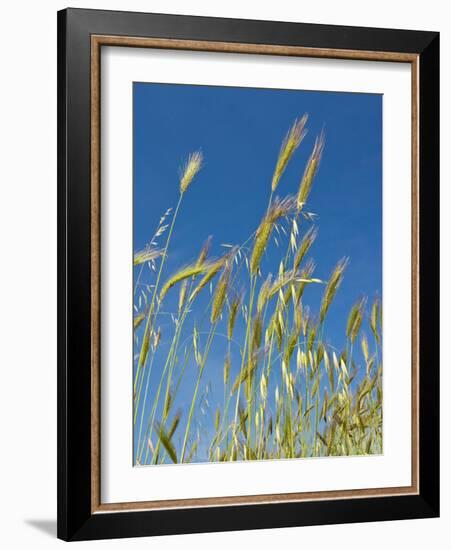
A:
[180, 325, 217, 462]
[150, 303, 193, 463]
[134, 193, 183, 406]
[231, 276, 256, 459]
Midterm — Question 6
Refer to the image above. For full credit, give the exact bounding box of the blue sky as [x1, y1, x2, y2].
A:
[133, 82, 382, 463]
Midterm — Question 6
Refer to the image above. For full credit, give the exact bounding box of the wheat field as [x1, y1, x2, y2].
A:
[132, 115, 382, 466]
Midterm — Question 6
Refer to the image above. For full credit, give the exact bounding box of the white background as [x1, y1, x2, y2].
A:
[102, 48, 412, 503]
[0, 0, 448, 548]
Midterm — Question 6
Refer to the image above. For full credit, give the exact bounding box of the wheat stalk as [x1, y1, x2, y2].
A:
[319, 257, 348, 324]
[271, 115, 308, 192]
[211, 262, 232, 323]
[297, 132, 325, 210]
[250, 196, 296, 275]
[179, 151, 203, 193]
[133, 247, 163, 266]
[135, 118, 382, 464]
[160, 261, 213, 302]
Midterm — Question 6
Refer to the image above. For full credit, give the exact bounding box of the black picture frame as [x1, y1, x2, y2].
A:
[57, 7, 439, 541]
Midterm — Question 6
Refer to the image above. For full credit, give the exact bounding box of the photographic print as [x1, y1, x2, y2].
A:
[58, 12, 439, 539]
[132, 82, 382, 466]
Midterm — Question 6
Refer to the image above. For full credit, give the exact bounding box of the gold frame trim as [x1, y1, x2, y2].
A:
[90, 35, 420, 514]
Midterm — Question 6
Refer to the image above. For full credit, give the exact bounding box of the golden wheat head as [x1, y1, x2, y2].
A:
[297, 131, 325, 210]
[160, 261, 211, 302]
[271, 115, 308, 192]
[319, 257, 348, 323]
[346, 297, 367, 344]
[227, 292, 242, 340]
[196, 235, 212, 267]
[293, 226, 318, 271]
[250, 196, 296, 275]
[179, 151, 203, 193]
[133, 247, 163, 266]
[211, 255, 235, 323]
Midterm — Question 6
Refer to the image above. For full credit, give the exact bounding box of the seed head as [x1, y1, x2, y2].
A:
[271, 115, 308, 192]
[179, 151, 203, 193]
[250, 196, 296, 275]
[319, 257, 348, 323]
[297, 132, 325, 210]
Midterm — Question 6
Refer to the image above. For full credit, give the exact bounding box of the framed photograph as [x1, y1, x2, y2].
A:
[57, 8, 439, 541]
